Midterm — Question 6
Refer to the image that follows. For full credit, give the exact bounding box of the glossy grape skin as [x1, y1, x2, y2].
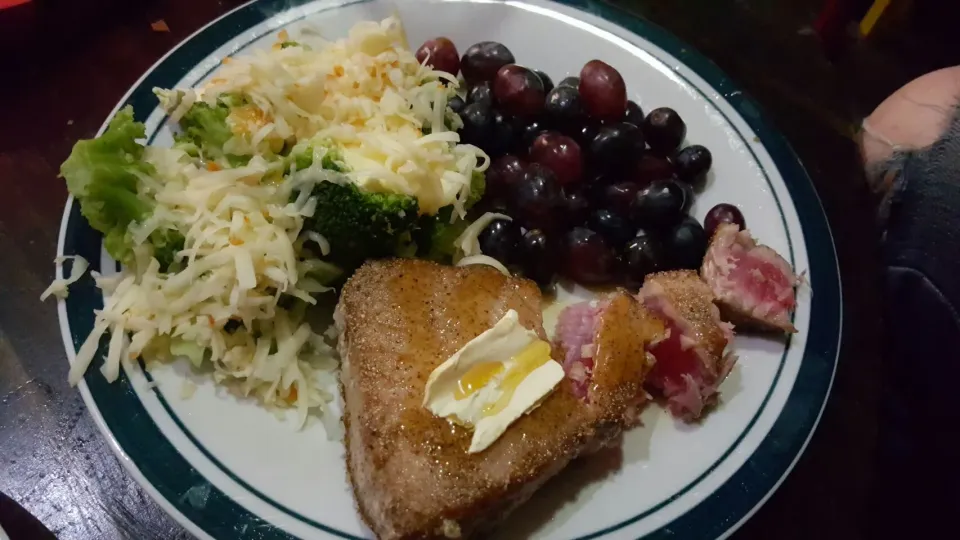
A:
[459, 102, 493, 147]
[460, 41, 515, 86]
[467, 81, 494, 108]
[571, 119, 600, 149]
[535, 70, 554, 94]
[674, 145, 713, 182]
[563, 190, 591, 227]
[529, 132, 583, 186]
[479, 219, 521, 264]
[642, 107, 687, 156]
[494, 65, 546, 117]
[563, 227, 617, 285]
[679, 180, 695, 213]
[415, 37, 460, 76]
[624, 100, 644, 127]
[631, 180, 686, 229]
[589, 208, 634, 247]
[514, 119, 548, 155]
[544, 86, 583, 129]
[578, 60, 628, 121]
[488, 109, 517, 157]
[634, 152, 676, 186]
[603, 182, 641, 218]
[589, 122, 645, 171]
[557, 76, 580, 89]
[704, 203, 746, 237]
[486, 155, 527, 200]
[520, 229, 557, 285]
[666, 216, 708, 270]
[448, 95, 465, 114]
[580, 170, 612, 206]
[514, 163, 563, 230]
[623, 229, 666, 288]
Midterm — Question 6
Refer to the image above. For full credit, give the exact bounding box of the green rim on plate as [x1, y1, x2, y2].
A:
[57, 1, 841, 538]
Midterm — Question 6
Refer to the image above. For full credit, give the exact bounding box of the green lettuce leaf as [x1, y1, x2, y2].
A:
[61, 106, 154, 260]
[61, 106, 185, 269]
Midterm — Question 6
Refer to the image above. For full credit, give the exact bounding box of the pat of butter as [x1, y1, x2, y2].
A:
[423, 310, 565, 453]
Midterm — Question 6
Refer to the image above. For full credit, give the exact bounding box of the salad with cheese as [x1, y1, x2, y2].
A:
[53, 17, 489, 427]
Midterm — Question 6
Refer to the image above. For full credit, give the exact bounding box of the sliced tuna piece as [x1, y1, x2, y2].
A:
[637, 270, 736, 421]
[554, 291, 665, 426]
[701, 223, 799, 333]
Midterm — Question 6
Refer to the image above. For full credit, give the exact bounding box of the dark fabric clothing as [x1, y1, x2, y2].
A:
[870, 110, 960, 536]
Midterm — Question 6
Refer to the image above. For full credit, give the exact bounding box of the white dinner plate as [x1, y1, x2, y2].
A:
[54, 1, 842, 538]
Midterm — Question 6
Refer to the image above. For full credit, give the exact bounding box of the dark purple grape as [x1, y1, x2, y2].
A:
[624, 229, 666, 288]
[581, 170, 612, 205]
[415, 37, 461, 75]
[563, 190, 591, 227]
[544, 86, 583, 129]
[631, 180, 686, 229]
[704, 203, 746, 237]
[459, 102, 493, 147]
[488, 109, 516, 157]
[624, 100, 644, 127]
[529, 132, 583, 186]
[534, 70, 554, 95]
[520, 229, 557, 285]
[494, 64, 546, 117]
[514, 163, 563, 230]
[589, 208, 633, 246]
[603, 182, 641, 218]
[590, 122, 645, 171]
[666, 216, 708, 270]
[679, 180, 695, 213]
[634, 152, 675, 186]
[514, 119, 548, 155]
[571, 119, 600, 149]
[563, 227, 617, 284]
[479, 218, 521, 264]
[486, 155, 527, 199]
[461, 41, 515, 86]
[642, 107, 687, 156]
[579, 60, 627, 121]
[448, 95, 465, 114]
[467, 81, 494, 108]
[674, 145, 713, 183]
[557, 76, 580, 89]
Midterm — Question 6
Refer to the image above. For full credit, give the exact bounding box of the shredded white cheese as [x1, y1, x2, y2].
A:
[160, 16, 488, 216]
[40, 255, 89, 301]
[67, 148, 337, 428]
[454, 212, 512, 260]
[456, 254, 511, 276]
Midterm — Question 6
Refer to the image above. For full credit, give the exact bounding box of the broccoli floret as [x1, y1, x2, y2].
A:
[412, 171, 485, 262]
[466, 170, 485, 210]
[288, 144, 347, 174]
[300, 182, 419, 271]
[280, 41, 310, 50]
[175, 102, 232, 154]
[172, 94, 249, 164]
[414, 206, 469, 263]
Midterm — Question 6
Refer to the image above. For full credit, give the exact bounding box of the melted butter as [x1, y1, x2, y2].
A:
[482, 340, 551, 417]
[455, 361, 504, 400]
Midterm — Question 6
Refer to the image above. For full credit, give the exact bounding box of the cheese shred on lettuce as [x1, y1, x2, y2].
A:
[52, 16, 490, 429]
[157, 16, 487, 217]
[65, 148, 339, 428]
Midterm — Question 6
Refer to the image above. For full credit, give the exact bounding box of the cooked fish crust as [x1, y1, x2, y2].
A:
[337, 260, 661, 539]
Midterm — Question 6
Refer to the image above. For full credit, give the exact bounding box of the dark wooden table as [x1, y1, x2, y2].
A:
[1, 0, 949, 538]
